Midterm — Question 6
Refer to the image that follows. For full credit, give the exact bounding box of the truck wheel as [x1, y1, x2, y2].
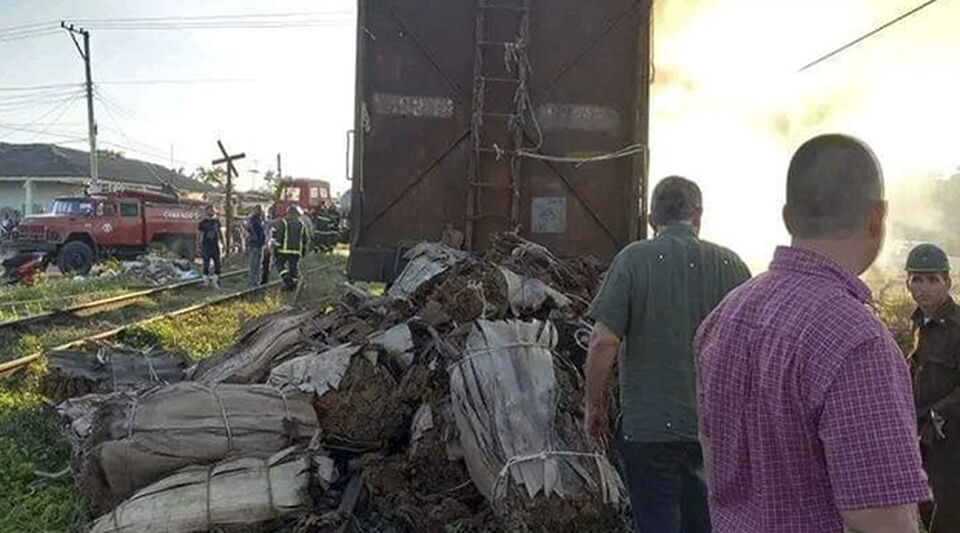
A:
[173, 238, 196, 260]
[58, 241, 94, 275]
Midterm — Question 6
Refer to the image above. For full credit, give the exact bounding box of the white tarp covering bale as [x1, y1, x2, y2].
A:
[81, 382, 319, 511]
[90, 446, 337, 533]
[449, 319, 626, 530]
[387, 243, 469, 301]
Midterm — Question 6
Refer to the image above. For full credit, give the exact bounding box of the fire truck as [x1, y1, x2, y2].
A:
[2, 189, 207, 275]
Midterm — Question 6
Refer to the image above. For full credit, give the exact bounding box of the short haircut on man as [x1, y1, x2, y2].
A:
[785, 134, 883, 239]
[651, 176, 702, 227]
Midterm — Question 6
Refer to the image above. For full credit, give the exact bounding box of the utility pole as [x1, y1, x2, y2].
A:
[275, 153, 282, 199]
[61, 22, 98, 189]
[212, 140, 246, 255]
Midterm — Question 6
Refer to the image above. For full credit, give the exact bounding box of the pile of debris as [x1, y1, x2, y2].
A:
[51, 232, 628, 532]
[118, 255, 198, 285]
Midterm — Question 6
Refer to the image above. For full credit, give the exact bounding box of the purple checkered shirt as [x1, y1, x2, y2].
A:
[696, 246, 929, 532]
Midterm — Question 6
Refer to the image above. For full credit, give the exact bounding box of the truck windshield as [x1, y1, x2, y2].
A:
[281, 187, 301, 202]
[52, 199, 94, 216]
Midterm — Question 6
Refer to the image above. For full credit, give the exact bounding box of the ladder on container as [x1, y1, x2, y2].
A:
[465, 0, 532, 249]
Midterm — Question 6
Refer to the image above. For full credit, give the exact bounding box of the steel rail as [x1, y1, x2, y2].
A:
[0, 264, 335, 379]
[0, 269, 248, 330]
[0, 277, 282, 379]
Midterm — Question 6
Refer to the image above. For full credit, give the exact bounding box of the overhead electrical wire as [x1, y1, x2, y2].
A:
[95, 92, 191, 168]
[798, 0, 943, 72]
[0, 83, 83, 92]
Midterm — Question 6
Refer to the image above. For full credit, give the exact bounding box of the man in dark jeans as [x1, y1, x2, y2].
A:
[583, 176, 751, 532]
[198, 205, 223, 288]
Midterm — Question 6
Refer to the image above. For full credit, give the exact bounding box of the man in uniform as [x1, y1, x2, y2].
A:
[906, 243, 960, 533]
[273, 204, 308, 291]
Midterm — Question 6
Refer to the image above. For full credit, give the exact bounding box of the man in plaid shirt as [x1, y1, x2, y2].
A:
[696, 134, 930, 532]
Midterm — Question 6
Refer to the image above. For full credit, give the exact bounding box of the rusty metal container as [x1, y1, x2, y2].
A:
[349, 0, 651, 281]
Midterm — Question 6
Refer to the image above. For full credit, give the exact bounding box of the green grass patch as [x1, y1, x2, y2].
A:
[0, 387, 87, 533]
[121, 295, 282, 360]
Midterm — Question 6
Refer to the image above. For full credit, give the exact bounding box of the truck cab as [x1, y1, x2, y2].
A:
[4, 190, 206, 275]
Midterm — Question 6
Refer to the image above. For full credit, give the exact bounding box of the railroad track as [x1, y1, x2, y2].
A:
[0, 269, 250, 330]
[0, 265, 336, 379]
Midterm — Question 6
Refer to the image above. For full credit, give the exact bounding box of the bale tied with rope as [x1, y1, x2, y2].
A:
[89, 446, 337, 533]
[449, 319, 627, 531]
[79, 382, 319, 512]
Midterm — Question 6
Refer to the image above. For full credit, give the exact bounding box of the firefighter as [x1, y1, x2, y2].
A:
[273, 205, 308, 291]
[315, 205, 340, 252]
[906, 243, 960, 532]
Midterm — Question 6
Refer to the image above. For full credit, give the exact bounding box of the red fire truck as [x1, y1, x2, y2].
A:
[3, 189, 207, 275]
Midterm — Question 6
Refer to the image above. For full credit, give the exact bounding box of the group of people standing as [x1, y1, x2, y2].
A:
[196, 203, 310, 292]
[585, 133, 959, 532]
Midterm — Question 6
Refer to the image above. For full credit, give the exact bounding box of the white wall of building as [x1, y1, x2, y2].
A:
[0, 180, 85, 215]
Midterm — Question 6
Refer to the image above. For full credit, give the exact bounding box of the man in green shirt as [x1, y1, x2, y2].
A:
[584, 176, 750, 532]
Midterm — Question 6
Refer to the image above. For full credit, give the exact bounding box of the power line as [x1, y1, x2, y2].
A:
[71, 10, 352, 23]
[98, 77, 255, 85]
[95, 94, 190, 167]
[78, 21, 352, 30]
[0, 83, 82, 92]
[0, 30, 61, 43]
[798, 0, 943, 72]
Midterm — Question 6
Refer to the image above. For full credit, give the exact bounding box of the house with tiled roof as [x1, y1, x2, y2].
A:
[0, 142, 210, 216]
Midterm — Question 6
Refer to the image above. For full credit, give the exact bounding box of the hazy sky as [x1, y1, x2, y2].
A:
[652, 0, 960, 269]
[0, 0, 356, 194]
[3, 0, 957, 270]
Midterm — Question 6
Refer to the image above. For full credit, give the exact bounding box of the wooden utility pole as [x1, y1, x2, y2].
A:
[61, 22, 98, 189]
[212, 140, 245, 254]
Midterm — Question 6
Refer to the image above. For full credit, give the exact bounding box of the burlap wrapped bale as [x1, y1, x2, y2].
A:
[82, 382, 319, 511]
[192, 308, 325, 384]
[90, 446, 337, 533]
[448, 319, 627, 531]
[41, 347, 186, 404]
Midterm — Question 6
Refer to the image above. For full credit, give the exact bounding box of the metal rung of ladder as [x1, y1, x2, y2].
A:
[483, 112, 517, 119]
[478, 40, 522, 47]
[477, 147, 517, 156]
[480, 4, 529, 12]
[468, 181, 510, 188]
[481, 76, 520, 83]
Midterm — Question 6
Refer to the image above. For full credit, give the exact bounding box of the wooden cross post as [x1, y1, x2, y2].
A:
[212, 140, 245, 255]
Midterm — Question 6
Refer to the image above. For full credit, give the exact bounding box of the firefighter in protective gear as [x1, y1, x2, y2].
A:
[906, 243, 960, 532]
[274, 205, 308, 291]
[314, 205, 340, 253]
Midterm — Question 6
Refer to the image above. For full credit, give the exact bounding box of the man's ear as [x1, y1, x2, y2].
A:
[868, 201, 887, 239]
[691, 208, 703, 231]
